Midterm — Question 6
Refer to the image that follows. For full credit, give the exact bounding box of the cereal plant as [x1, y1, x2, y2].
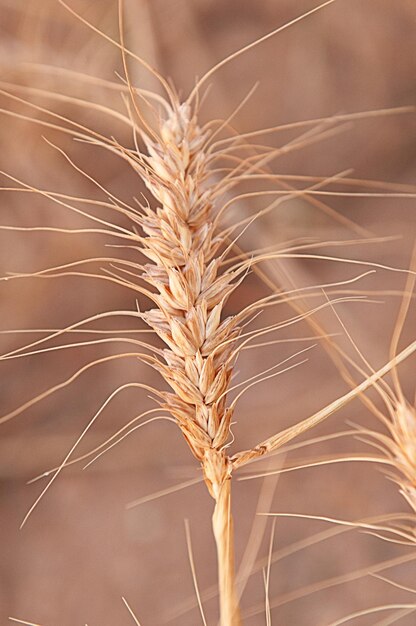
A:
[1, 1, 415, 624]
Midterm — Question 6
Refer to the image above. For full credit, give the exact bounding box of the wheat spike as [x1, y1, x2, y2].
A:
[134, 97, 242, 623]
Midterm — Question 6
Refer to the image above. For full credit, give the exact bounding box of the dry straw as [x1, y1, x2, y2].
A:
[1, 0, 416, 624]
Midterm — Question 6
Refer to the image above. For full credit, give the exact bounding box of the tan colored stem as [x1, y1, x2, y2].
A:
[212, 478, 242, 626]
[233, 338, 416, 470]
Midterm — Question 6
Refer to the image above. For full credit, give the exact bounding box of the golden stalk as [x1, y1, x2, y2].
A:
[212, 474, 241, 626]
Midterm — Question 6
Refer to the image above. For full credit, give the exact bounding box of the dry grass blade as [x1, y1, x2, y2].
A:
[326, 604, 416, 626]
[184, 519, 208, 626]
[374, 608, 416, 626]
[122, 597, 143, 626]
[232, 339, 416, 469]
[9, 620, 44, 626]
[243, 551, 416, 619]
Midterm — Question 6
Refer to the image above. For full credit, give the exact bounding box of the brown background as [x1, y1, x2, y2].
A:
[0, 1, 415, 625]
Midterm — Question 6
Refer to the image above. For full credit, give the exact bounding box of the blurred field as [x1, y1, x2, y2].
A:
[0, 1, 415, 625]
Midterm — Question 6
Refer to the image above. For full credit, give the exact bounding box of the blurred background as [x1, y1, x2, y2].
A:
[0, 1, 415, 624]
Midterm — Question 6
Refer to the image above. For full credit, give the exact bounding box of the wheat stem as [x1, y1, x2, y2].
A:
[211, 475, 241, 626]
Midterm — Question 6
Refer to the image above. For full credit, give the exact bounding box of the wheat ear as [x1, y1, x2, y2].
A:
[135, 97, 242, 624]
